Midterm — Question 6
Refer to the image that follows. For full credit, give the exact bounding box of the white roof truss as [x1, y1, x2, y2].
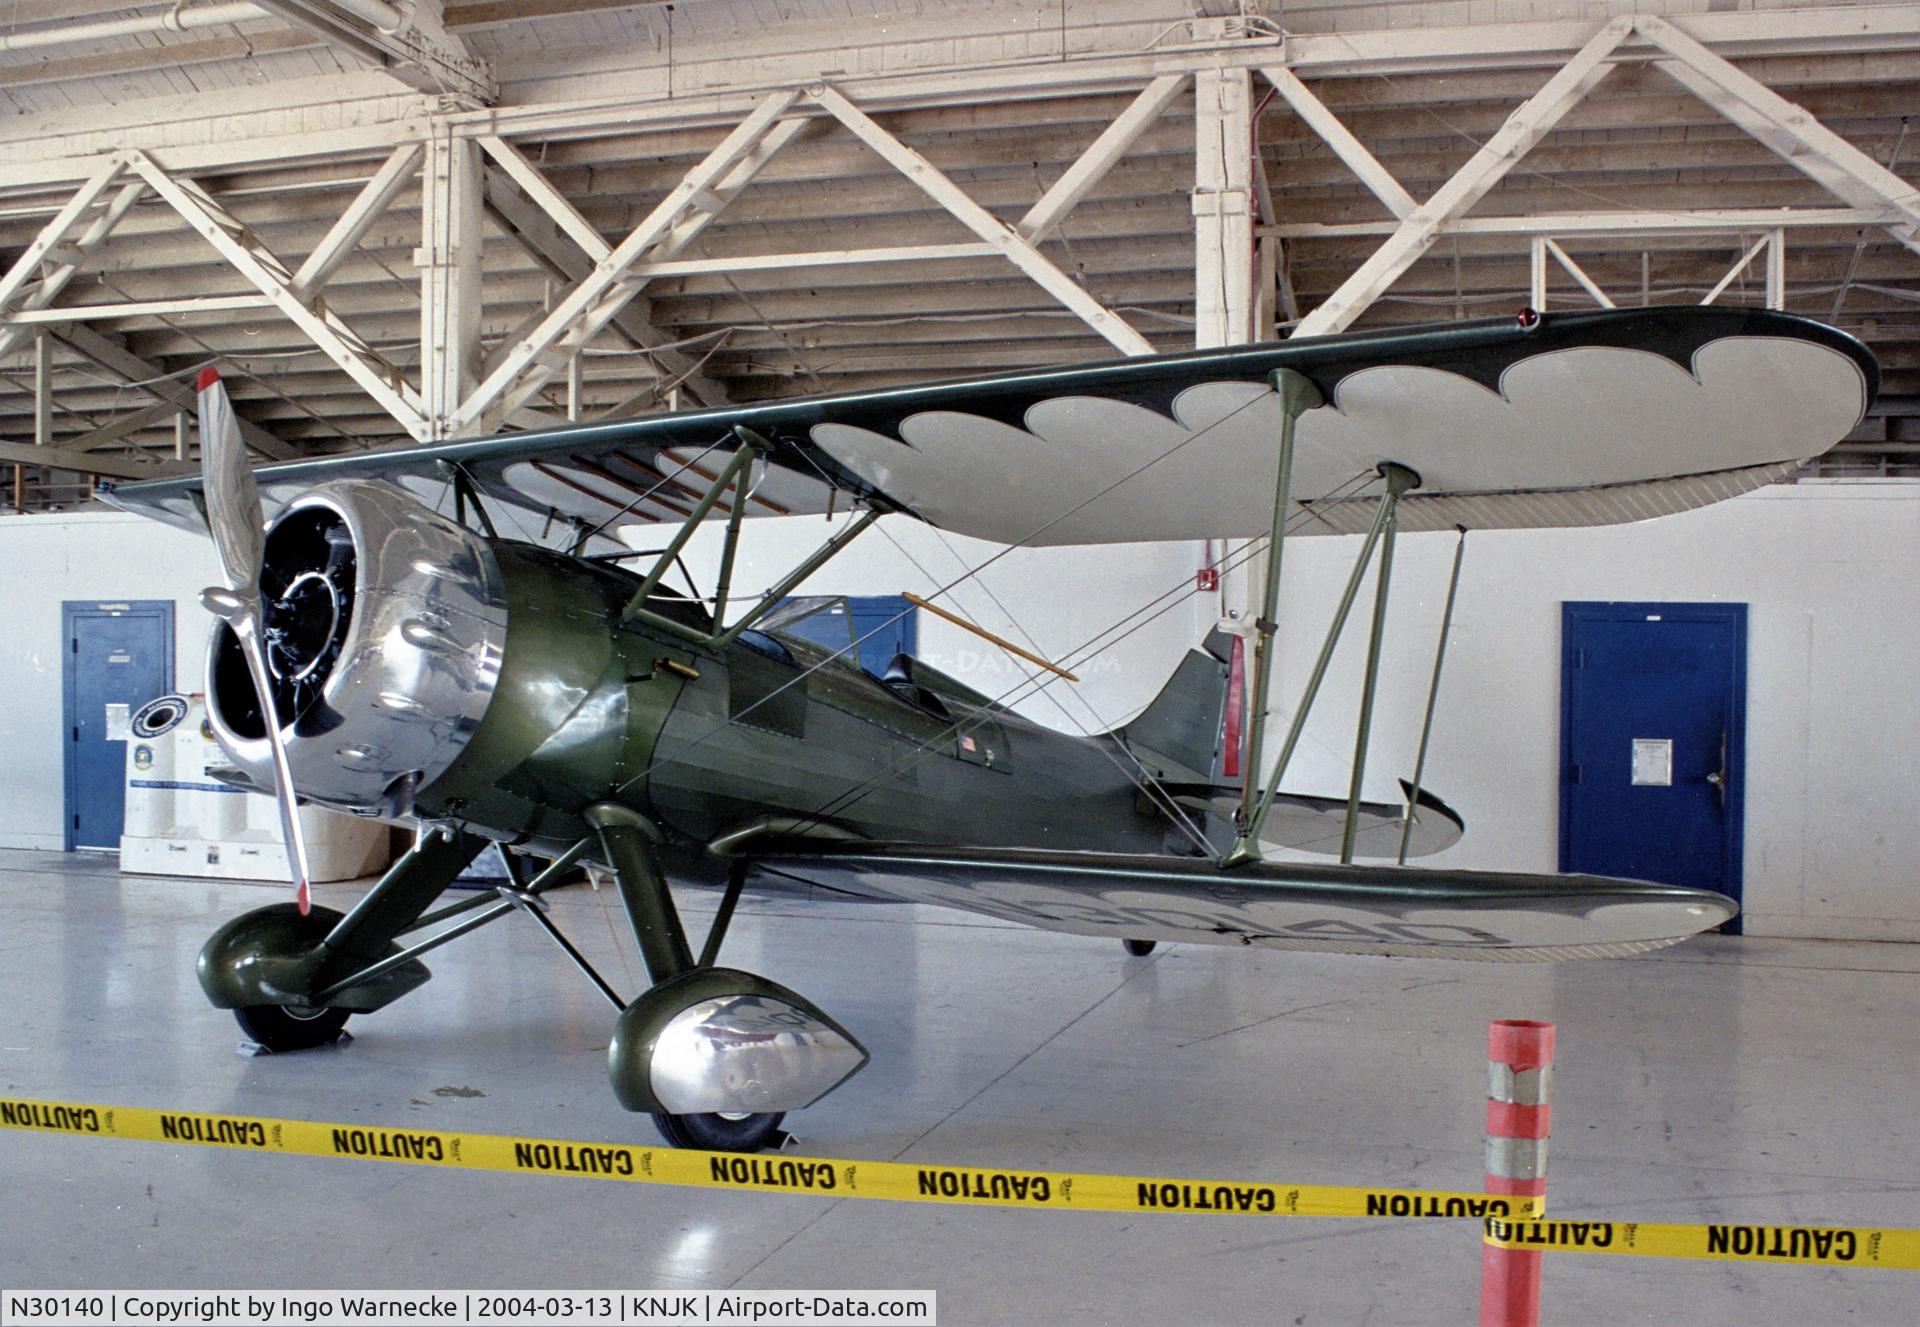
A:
[0, 4, 1911, 491]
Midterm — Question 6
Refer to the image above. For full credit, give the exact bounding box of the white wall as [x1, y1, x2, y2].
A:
[672, 483, 1920, 941]
[0, 510, 219, 851]
[7, 482, 1915, 940]
[1263, 481, 1920, 942]
[666, 517, 1209, 737]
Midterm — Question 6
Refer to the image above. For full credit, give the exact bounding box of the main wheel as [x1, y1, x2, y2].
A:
[651, 1111, 788, 1152]
[1123, 938, 1157, 956]
[233, 1003, 351, 1052]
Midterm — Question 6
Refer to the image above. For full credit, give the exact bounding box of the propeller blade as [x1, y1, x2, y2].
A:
[197, 367, 313, 914]
[198, 367, 263, 595]
[238, 624, 314, 914]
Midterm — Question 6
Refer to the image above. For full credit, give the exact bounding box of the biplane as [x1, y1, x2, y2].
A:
[104, 305, 1875, 1152]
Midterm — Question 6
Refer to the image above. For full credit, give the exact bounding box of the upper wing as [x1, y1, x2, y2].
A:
[104, 307, 1874, 547]
[749, 843, 1737, 962]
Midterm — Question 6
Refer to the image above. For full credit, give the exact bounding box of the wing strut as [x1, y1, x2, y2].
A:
[618, 425, 890, 646]
[1226, 367, 1424, 867]
[445, 461, 500, 540]
[622, 430, 766, 623]
[1399, 527, 1469, 864]
[1340, 462, 1416, 862]
[1235, 368, 1320, 836]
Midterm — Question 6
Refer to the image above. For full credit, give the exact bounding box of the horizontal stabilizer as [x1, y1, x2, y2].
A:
[750, 843, 1735, 962]
[1168, 780, 1464, 859]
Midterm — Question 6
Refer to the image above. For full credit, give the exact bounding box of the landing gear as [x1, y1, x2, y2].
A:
[590, 804, 869, 1143]
[1123, 938, 1157, 956]
[651, 1111, 789, 1152]
[197, 832, 486, 1035]
[234, 1003, 350, 1052]
[198, 808, 867, 1151]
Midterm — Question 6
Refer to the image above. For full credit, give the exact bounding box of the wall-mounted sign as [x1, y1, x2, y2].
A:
[1631, 738, 1673, 787]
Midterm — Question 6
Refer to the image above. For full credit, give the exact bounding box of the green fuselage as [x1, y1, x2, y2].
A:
[412, 541, 1183, 880]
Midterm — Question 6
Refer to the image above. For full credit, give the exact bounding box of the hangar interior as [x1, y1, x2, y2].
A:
[2, 2, 1918, 1323]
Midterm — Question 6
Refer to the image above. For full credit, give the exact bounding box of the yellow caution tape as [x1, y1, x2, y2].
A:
[1485, 1219, 1920, 1271]
[0, 1096, 1536, 1219]
[15, 1097, 1913, 1270]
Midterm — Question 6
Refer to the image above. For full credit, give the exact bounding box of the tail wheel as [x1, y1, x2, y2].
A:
[651, 1111, 788, 1152]
[233, 1003, 351, 1052]
[1123, 938, 1157, 956]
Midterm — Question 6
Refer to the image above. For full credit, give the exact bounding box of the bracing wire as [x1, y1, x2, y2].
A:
[612, 459, 1381, 856]
[869, 518, 1220, 860]
[786, 473, 1382, 839]
[607, 385, 1283, 799]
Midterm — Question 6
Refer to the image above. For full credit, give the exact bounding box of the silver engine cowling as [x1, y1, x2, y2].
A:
[205, 479, 508, 816]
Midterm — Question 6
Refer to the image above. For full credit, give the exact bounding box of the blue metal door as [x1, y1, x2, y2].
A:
[63, 601, 173, 851]
[1559, 602, 1746, 929]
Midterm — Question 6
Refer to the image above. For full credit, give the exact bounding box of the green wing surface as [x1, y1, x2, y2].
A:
[104, 307, 1874, 548]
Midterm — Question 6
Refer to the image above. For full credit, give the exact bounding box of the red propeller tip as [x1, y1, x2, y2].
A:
[296, 879, 311, 916]
[197, 366, 221, 391]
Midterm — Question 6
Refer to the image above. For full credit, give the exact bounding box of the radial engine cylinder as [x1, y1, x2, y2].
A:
[204, 479, 509, 817]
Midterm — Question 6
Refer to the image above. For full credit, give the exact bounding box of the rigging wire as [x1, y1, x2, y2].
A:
[574, 437, 728, 547]
[789, 472, 1382, 837]
[869, 518, 1220, 860]
[607, 383, 1281, 800]
[615, 453, 1379, 858]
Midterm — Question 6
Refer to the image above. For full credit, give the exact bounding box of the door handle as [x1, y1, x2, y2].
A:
[1704, 729, 1729, 812]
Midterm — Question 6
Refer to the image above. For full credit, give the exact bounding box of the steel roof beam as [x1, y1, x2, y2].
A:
[1293, 17, 1634, 338]
[49, 321, 297, 460]
[127, 149, 428, 438]
[55, 398, 178, 453]
[0, 156, 126, 311]
[419, 134, 483, 440]
[2, 8, 1915, 190]
[1284, 6, 1920, 77]
[12, 294, 275, 322]
[249, 0, 494, 102]
[813, 84, 1154, 358]
[474, 151, 761, 411]
[0, 166, 144, 364]
[1193, 66, 1256, 350]
[1264, 207, 1910, 239]
[1018, 73, 1188, 243]
[0, 436, 188, 479]
[1258, 66, 1416, 222]
[291, 142, 424, 298]
[1637, 14, 1920, 259]
[456, 93, 800, 431]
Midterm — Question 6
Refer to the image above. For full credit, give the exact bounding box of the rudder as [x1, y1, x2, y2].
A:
[1117, 627, 1234, 784]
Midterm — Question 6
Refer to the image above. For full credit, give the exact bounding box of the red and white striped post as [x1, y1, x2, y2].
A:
[1481, 1019, 1554, 1327]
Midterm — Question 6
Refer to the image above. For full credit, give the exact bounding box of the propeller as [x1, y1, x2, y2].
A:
[196, 367, 314, 915]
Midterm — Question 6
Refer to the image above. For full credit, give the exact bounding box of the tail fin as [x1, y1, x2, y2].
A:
[1118, 627, 1234, 783]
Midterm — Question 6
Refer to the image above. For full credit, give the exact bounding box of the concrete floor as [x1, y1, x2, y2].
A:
[2, 847, 1917, 1325]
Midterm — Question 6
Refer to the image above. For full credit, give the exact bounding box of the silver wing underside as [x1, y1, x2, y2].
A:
[753, 845, 1736, 962]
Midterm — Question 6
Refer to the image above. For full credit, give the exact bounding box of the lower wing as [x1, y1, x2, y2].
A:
[749, 843, 1734, 962]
